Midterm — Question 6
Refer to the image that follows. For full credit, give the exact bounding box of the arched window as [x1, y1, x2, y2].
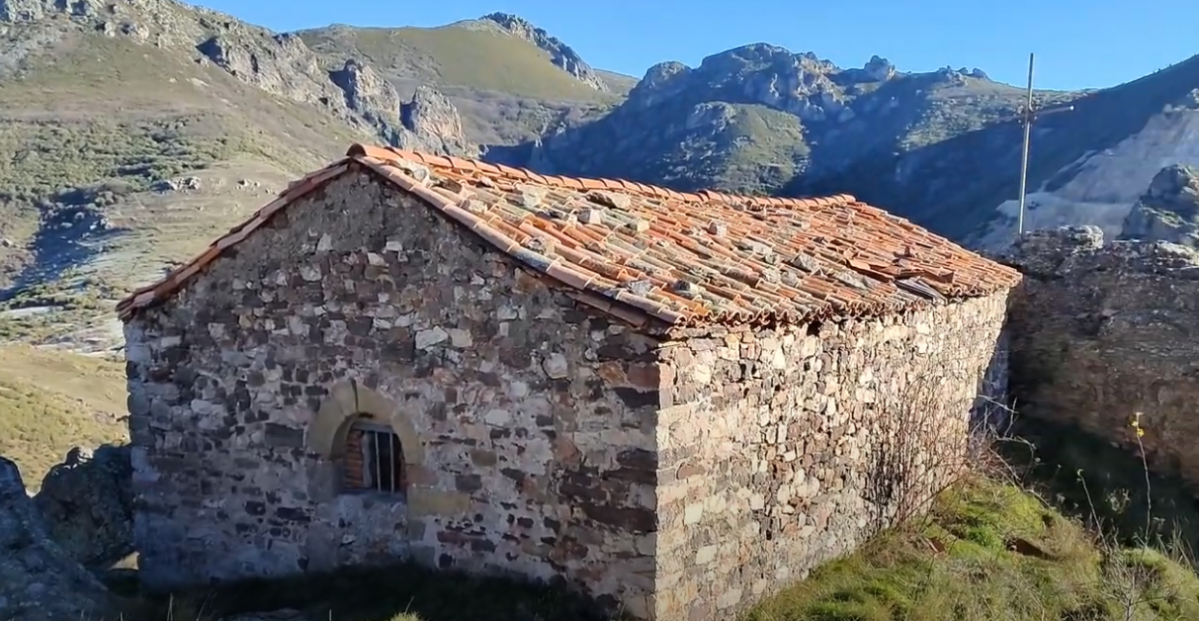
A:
[342, 418, 407, 496]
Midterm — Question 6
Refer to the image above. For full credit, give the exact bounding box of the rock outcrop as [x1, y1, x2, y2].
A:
[479, 12, 609, 92]
[1003, 225, 1199, 492]
[0, 0, 110, 21]
[330, 58, 402, 134]
[398, 85, 474, 156]
[34, 445, 134, 568]
[624, 44, 854, 122]
[0, 457, 114, 621]
[1119, 163, 1199, 246]
[328, 60, 474, 157]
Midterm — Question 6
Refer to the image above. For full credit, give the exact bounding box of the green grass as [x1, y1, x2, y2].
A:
[0, 29, 365, 308]
[745, 475, 1199, 621]
[713, 104, 811, 194]
[299, 25, 617, 102]
[0, 344, 128, 487]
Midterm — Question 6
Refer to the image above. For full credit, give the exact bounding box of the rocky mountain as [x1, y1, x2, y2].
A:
[1119, 163, 1199, 246]
[5, 0, 1199, 352]
[842, 58, 1199, 249]
[506, 45, 1042, 197]
[0, 0, 497, 347]
[294, 17, 630, 148]
[472, 12, 610, 92]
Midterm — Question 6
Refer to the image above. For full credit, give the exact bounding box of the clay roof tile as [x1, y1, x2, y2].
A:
[116, 144, 1021, 328]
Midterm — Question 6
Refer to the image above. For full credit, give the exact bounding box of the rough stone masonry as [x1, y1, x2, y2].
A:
[124, 167, 1013, 620]
[1004, 225, 1199, 489]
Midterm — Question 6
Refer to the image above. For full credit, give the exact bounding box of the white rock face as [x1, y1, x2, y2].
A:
[978, 110, 1199, 249]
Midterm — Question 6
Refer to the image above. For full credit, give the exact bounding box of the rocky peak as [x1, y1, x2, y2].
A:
[837, 54, 897, 84]
[630, 44, 850, 123]
[478, 12, 609, 92]
[865, 55, 896, 80]
[398, 85, 474, 157]
[330, 58, 400, 129]
[1119, 164, 1199, 246]
[626, 61, 692, 108]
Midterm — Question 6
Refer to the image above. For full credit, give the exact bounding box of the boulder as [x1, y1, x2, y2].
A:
[1119, 164, 1199, 246]
[34, 444, 134, 568]
[0, 456, 115, 621]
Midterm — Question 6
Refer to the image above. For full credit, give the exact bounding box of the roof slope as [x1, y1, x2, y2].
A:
[116, 144, 1020, 327]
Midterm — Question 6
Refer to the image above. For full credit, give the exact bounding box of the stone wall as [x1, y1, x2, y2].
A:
[124, 168, 663, 616]
[651, 292, 1010, 620]
[1004, 225, 1199, 487]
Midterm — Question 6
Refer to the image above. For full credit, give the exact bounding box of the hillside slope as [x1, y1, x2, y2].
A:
[968, 60, 1199, 248]
[296, 13, 626, 148]
[0, 0, 481, 349]
[0, 344, 126, 486]
[7, 0, 1199, 352]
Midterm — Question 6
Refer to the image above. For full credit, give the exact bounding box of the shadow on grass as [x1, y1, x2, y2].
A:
[109, 563, 619, 621]
[997, 413, 1199, 554]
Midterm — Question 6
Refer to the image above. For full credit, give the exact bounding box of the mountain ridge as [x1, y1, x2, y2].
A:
[4, 0, 1199, 352]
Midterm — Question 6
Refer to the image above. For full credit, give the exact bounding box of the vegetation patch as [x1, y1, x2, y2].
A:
[299, 25, 618, 103]
[713, 104, 811, 193]
[0, 345, 127, 486]
[744, 475, 1199, 621]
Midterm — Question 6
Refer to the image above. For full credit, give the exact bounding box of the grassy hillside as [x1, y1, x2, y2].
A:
[0, 22, 366, 347]
[297, 24, 616, 103]
[0, 345, 127, 487]
[296, 23, 623, 147]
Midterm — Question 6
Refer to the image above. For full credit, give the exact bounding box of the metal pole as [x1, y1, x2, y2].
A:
[1016, 52, 1035, 236]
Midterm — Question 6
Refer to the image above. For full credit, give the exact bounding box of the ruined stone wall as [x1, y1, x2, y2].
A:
[1004, 225, 1199, 487]
[652, 292, 1010, 620]
[124, 167, 663, 616]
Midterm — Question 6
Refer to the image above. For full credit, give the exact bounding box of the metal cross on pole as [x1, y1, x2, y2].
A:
[1012, 52, 1074, 237]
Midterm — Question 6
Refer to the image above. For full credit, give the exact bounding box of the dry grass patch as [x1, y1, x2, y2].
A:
[0, 344, 127, 486]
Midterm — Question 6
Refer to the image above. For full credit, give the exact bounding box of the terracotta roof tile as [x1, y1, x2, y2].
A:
[115, 143, 1021, 327]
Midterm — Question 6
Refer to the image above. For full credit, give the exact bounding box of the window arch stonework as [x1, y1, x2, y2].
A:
[306, 380, 424, 487]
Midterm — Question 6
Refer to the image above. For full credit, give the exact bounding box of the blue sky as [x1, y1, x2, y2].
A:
[196, 0, 1191, 91]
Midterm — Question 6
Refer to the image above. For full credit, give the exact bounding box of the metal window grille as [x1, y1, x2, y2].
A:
[345, 420, 406, 494]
